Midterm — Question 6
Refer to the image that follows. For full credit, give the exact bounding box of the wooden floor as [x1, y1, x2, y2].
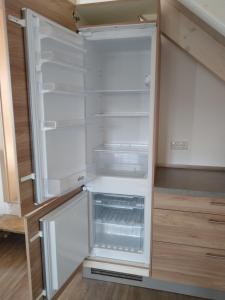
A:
[0, 234, 29, 300]
[0, 234, 205, 300]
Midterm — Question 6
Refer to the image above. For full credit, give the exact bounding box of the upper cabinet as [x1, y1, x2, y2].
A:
[75, 0, 158, 27]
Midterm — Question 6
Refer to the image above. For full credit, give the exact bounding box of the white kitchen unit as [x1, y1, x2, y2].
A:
[24, 8, 157, 300]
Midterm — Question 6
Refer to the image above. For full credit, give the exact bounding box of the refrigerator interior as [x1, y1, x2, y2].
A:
[85, 35, 152, 181]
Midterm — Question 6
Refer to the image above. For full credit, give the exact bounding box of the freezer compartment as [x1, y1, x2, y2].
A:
[92, 193, 144, 254]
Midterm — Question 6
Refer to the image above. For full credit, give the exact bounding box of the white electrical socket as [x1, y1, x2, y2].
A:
[171, 141, 189, 150]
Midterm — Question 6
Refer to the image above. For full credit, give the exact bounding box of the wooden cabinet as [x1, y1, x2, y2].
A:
[154, 191, 225, 215]
[153, 209, 225, 249]
[153, 241, 225, 291]
[152, 191, 225, 291]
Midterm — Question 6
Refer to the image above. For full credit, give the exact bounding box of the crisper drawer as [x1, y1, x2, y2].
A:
[95, 149, 148, 179]
[152, 241, 225, 291]
[92, 193, 144, 254]
[153, 209, 225, 250]
[154, 191, 225, 215]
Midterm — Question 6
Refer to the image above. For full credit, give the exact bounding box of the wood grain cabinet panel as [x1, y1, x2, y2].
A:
[152, 241, 225, 291]
[154, 192, 225, 215]
[153, 209, 225, 250]
[4, 0, 76, 215]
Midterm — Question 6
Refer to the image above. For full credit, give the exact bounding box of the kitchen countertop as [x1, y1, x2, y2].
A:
[154, 167, 225, 198]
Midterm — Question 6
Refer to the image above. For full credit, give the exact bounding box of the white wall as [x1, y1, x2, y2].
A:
[158, 37, 225, 167]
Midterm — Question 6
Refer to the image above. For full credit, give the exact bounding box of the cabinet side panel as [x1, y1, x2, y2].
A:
[0, 0, 20, 206]
[4, 0, 76, 215]
[150, 0, 161, 275]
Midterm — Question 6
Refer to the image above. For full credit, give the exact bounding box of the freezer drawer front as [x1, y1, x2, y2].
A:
[41, 192, 89, 299]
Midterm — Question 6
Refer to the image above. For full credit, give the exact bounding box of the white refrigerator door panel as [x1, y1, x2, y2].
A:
[41, 192, 89, 299]
[24, 9, 86, 204]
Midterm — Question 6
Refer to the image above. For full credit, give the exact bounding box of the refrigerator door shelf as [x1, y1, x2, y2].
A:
[39, 21, 85, 52]
[47, 169, 86, 196]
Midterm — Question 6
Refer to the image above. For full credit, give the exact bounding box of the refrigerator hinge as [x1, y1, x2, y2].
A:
[8, 15, 26, 27]
[30, 231, 43, 243]
[35, 289, 46, 300]
[82, 185, 87, 191]
[20, 173, 35, 183]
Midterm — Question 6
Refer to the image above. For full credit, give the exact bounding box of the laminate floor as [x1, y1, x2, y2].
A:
[0, 234, 205, 300]
[0, 233, 29, 300]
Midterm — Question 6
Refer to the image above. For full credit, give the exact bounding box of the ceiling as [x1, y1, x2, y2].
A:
[178, 0, 225, 38]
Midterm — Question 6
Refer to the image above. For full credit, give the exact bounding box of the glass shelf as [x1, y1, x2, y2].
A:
[87, 89, 149, 94]
[95, 112, 149, 118]
[94, 144, 148, 154]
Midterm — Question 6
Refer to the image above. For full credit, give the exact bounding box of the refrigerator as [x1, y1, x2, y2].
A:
[24, 9, 157, 299]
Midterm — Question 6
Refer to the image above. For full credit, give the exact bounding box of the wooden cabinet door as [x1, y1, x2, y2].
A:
[153, 209, 225, 249]
[152, 241, 225, 291]
[154, 191, 225, 215]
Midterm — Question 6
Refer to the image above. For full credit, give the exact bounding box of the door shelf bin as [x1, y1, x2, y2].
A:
[92, 193, 144, 254]
[40, 50, 85, 72]
[47, 170, 86, 196]
[39, 21, 85, 53]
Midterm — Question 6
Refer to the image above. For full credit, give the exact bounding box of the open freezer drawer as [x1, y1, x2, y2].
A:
[40, 192, 89, 299]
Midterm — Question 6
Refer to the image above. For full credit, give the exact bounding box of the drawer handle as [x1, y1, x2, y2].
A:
[208, 219, 225, 225]
[206, 253, 225, 260]
[210, 200, 225, 206]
